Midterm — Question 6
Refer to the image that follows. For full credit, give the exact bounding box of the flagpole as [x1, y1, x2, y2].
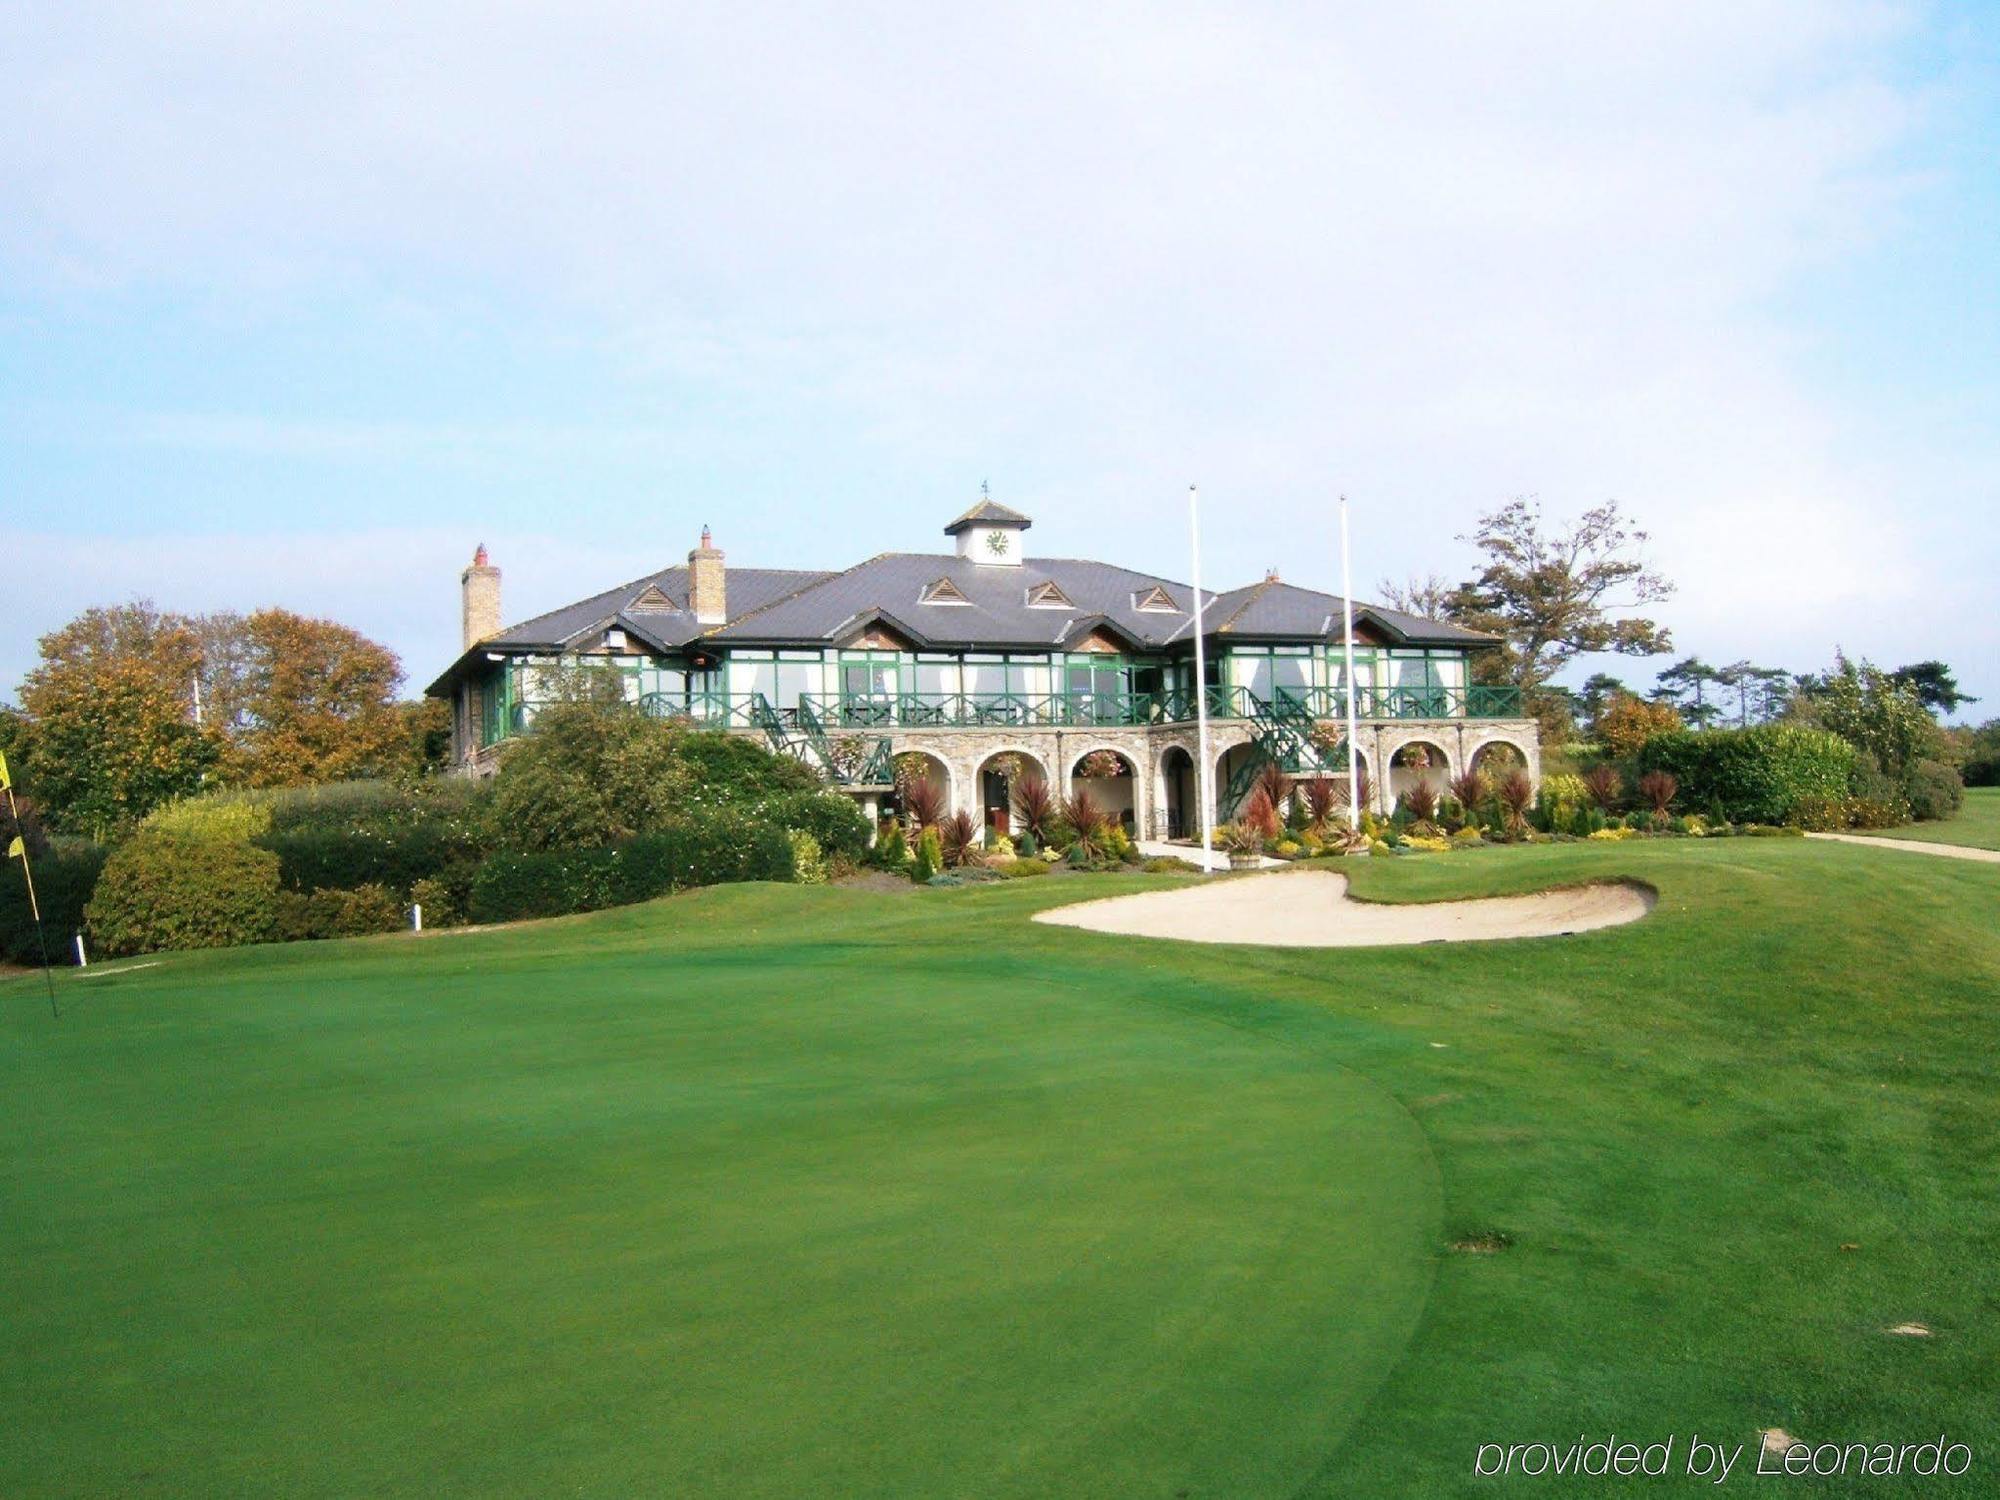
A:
[1339, 496, 1363, 832]
[1189, 486, 1217, 874]
[3, 772, 59, 1019]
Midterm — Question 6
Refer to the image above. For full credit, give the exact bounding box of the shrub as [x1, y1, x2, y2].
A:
[1636, 769, 1678, 814]
[788, 831, 828, 885]
[756, 790, 872, 862]
[1448, 769, 1487, 815]
[301, 883, 406, 939]
[1497, 771, 1535, 833]
[870, 821, 908, 870]
[1254, 762, 1293, 821]
[468, 815, 795, 924]
[0, 843, 109, 965]
[1784, 795, 1850, 833]
[1240, 785, 1282, 842]
[1302, 777, 1338, 831]
[1638, 726, 1855, 825]
[409, 875, 464, 928]
[142, 789, 275, 842]
[911, 826, 942, 884]
[87, 832, 285, 956]
[1903, 759, 1963, 822]
[994, 856, 1052, 878]
[1142, 856, 1203, 874]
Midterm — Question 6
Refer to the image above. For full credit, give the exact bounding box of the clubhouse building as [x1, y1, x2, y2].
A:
[426, 498, 1541, 837]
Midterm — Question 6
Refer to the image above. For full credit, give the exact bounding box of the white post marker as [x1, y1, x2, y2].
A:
[73, 932, 87, 968]
[1189, 485, 1217, 873]
[411, 904, 423, 933]
[1339, 495, 1363, 831]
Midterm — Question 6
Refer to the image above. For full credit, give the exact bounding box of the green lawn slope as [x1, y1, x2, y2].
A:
[1852, 785, 2000, 851]
[3, 836, 1996, 1496]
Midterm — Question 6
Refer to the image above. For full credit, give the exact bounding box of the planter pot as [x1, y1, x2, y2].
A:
[1227, 852, 1262, 870]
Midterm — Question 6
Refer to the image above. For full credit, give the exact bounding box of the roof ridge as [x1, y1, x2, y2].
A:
[703, 552, 900, 637]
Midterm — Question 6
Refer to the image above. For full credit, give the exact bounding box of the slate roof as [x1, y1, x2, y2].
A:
[427, 542, 1494, 695]
[942, 498, 1033, 534]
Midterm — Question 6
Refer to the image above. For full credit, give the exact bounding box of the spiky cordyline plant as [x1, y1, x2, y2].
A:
[1637, 768, 1678, 815]
[1060, 786, 1108, 860]
[1241, 784, 1283, 842]
[1582, 763, 1623, 811]
[901, 776, 944, 832]
[1254, 760, 1293, 816]
[1401, 779, 1440, 824]
[1302, 777, 1337, 831]
[1011, 772, 1057, 844]
[1498, 770, 1535, 833]
[1449, 768, 1488, 812]
[939, 809, 981, 868]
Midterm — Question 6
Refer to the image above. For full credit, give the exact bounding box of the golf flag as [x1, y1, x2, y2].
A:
[0, 748, 10, 789]
[8, 836, 23, 859]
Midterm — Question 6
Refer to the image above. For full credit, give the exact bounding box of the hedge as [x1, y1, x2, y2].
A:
[755, 791, 872, 861]
[1637, 725, 1855, 824]
[468, 814, 795, 924]
[85, 832, 286, 957]
[0, 845, 109, 966]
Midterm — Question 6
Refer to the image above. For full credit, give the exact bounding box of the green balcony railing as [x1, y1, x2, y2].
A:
[792, 684, 1522, 729]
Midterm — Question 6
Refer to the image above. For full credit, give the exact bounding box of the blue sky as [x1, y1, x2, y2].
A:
[3, 2, 1996, 715]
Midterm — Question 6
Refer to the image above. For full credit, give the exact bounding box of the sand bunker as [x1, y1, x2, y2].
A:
[1033, 868, 1653, 948]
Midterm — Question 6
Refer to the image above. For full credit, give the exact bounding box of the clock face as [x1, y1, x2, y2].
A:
[985, 530, 1010, 556]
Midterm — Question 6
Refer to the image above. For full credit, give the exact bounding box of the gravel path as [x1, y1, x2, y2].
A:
[1807, 833, 2000, 865]
[1034, 868, 1653, 948]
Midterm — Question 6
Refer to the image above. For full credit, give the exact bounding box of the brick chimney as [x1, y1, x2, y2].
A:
[688, 525, 726, 624]
[461, 543, 502, 650]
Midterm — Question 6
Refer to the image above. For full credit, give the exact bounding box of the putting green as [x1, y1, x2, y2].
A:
[0, 891, 1439, 1498]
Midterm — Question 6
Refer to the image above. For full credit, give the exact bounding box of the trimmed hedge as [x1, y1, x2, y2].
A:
[1638, 726, 1855, 825]
[469, 814, 795, 925]
[86, 832, 285, 957]
[0, 844, 109, 965]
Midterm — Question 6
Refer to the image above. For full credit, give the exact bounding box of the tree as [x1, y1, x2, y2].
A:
[202, 609, 410, 787]
[1793, 655, 1943, 778]
[1653, 657, 1722, 728]
[1376, 572, 1459, 621]
[1597, 692, 1684, 759]
[1889, 661, 1978, 717]
[1444, 498, 1675, 692]
[18, 602, 222, 834]
[1575, 673, 1627, 734]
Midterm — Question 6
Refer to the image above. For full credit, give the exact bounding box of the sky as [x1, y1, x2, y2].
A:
[3, 2, 1996, 716]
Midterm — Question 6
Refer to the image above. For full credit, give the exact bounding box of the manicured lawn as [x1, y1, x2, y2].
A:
[3, 839, 1996, 1496]
[1854, 785, 2000, 850]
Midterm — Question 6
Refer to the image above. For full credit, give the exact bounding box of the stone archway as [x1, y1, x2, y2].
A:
[975, 747, 1051, 835]
[889, 748, 954, 828]
[1067, 746, 1140, 834]
[1388, 739, 1452, 810]
[1157, 745, 1197, 840]
[1468, 739, 1529, 784]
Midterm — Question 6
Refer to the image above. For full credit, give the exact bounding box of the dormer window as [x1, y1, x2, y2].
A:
[627, 583, 678, 614]
[1133, 585, 1181, 613]
[920, 577, 971, 606]
[1026, 581, 1074, 609]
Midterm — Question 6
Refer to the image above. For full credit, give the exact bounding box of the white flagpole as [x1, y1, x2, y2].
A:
[1339, 495, 1363, 831]
[1189, 485, 1217, 873]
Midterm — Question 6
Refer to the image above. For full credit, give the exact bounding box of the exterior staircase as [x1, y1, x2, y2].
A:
[752, 694, 894, 789]
[1218, 694, 1343, 817]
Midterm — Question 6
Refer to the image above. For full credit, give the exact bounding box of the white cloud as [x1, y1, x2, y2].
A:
[2, 1, 1991, 695]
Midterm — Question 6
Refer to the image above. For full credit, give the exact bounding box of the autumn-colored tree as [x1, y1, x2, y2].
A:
[18, 602, 222, 834]
[212, 609, 410, 787]
[1596, 692, 1684, 759]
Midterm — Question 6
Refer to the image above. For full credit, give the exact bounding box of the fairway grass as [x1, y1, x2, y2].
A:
[4, 838, 1997, 1496]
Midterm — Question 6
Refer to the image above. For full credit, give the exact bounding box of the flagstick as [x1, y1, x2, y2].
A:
[1339, 496, 1363, 832]
[5, 783, 59, 1019]
[1189, 485, 1217, 874]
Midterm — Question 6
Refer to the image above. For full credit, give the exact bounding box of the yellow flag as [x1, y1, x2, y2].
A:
[0, 748, 9, 789]
[6, 837, 21, 860]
